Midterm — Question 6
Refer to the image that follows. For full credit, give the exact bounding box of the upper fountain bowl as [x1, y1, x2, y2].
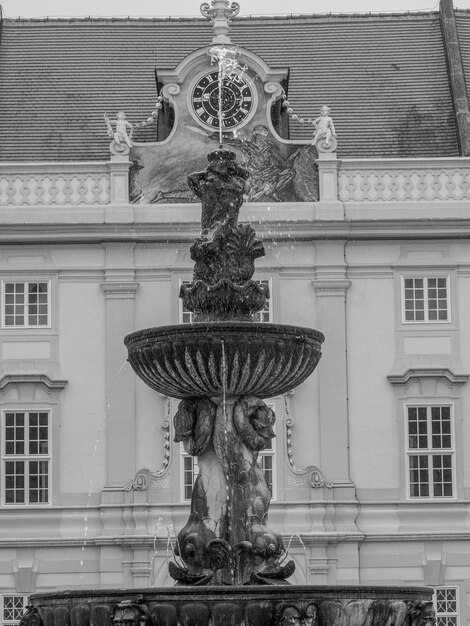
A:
[124, 322, 324, 399]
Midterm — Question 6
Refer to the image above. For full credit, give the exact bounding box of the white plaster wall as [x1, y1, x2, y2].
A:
[347, 267, 398, 493]
[58, 279, 107, 496]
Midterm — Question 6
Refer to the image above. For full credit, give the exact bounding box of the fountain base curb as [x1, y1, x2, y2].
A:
[23, 586, 434, 626]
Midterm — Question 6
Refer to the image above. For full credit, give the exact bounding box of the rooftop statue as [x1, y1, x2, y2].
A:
[311, 105, 337, 153]
[105, 111, 133, 155]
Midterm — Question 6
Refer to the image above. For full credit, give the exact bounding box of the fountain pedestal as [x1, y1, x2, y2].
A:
[22, 586, 435, 626]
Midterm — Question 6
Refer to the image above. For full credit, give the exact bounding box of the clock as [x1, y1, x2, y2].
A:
[190, 70, 256, 131]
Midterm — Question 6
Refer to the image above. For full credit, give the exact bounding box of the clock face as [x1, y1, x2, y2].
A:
[190, 70, 255, 130]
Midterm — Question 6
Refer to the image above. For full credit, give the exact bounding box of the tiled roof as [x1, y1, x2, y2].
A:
[0, 11, 461, 161]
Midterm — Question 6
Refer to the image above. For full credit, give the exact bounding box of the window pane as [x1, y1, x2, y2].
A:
[257, 454, 273, 495]
[2, 281, 49, 327]
[2, 595, 28, 624]
[409, 455, 429, 497]
[434, 587, 459, 626]
[5, 461, 25, 504]
[432, 455, 453, 497]
[3, 410, 50, 504]
[403, 276, 449, 323]
[28, 460, 49, 503]
[183, 455, 198, 501]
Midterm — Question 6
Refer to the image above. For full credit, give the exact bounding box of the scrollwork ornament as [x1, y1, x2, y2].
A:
[284, 394, 332, 488]
[125, 397, 172, 491]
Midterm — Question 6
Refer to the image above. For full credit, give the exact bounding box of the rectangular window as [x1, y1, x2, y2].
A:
[2, 411, 50, 505]
[406, 405, 454, 499]
[181, 452, 199, 502]
[252, 279, 272, 323]
[402, 276, 449, 323]
[179, 280, 194, 325]
[434, 588, 459, 626]
[2, 281, 50, 328]
[179, 279, 272, 323]
[257, 402, 276, 499]
[257, 438, 276, 498]
[1, 595, 28, 626]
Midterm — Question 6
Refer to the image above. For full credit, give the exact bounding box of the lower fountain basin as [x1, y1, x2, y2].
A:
[24, 586, 433, 626]
[124, 322, 324, 399]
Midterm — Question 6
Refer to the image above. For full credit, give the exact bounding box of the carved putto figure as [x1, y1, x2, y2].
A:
[105, 111, 133, 154]
[408, 602, 436, 626]
[311, 105, 337, 152]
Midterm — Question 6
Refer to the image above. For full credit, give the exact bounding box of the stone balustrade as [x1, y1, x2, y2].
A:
[0, 161, 118, 206]
[338, 157, 470, 203]
[2, 156, 470, 207]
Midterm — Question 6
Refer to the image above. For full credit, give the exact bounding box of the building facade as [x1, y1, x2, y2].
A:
[0, 0, 469, 625]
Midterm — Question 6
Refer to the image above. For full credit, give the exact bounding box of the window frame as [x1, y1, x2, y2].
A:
[400, 275, 451, 325]
[180, 448, 199, 502]
[256, 401, 277, 501]
[1, 409, 52, 507]
[405, 403, 456, 501]
[0, 594, 29, 626]
[433, 586, 460, 626]
[1, 280, 51, 330]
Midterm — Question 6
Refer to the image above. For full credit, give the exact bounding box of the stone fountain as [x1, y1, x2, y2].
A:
[19, 3, 434, 626]
[21, 150, 434, 626]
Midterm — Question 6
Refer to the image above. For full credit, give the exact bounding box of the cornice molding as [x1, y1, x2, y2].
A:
[3, 218, 470, 244]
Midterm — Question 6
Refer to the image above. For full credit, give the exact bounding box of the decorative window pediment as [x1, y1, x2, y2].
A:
[388, 368, 468, 396]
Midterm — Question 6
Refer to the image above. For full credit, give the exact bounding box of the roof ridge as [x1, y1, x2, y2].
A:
[2, 9, 440, 24]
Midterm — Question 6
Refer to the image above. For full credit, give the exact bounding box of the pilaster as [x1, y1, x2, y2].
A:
[107, 156, 131, 204]
[312, 241, 352, 484]
[316, 152, 343, 219]
[106, 156, 133, 222]
[101, 243, 139, 488]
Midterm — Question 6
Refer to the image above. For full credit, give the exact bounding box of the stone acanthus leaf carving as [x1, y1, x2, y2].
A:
[125, 400, 171, 491]
[0, 171, 110, 206]
[338, 163, 470, 202]
[284, 394, 332, 489]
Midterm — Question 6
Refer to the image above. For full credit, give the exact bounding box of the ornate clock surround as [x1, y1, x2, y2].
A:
[187, 67, 258, 132]
[154, 46, 289, 144]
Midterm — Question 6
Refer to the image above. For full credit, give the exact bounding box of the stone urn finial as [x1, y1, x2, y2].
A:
[200, 0, 240, 44]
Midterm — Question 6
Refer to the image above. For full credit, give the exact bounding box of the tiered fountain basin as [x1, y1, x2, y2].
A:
[25, 586, 433, 626]
[124, 322, 324, 398]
